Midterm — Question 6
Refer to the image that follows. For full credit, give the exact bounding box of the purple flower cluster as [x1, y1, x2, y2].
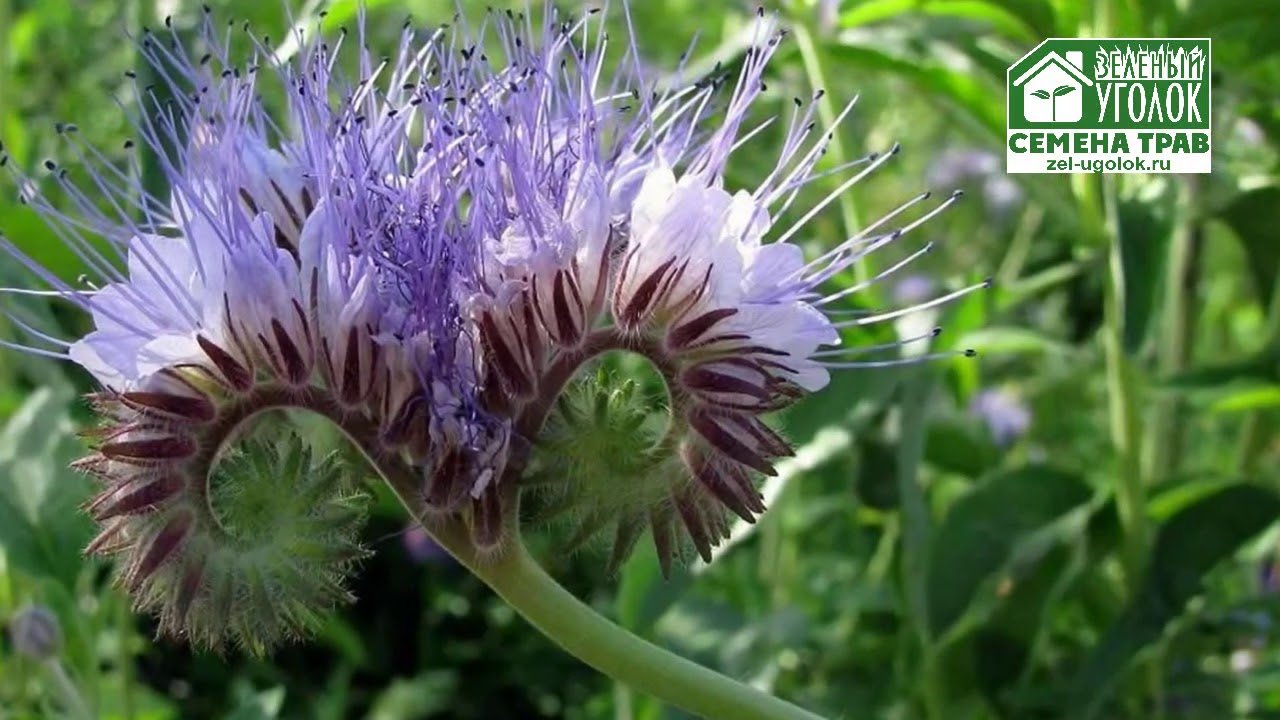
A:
[1, 5, 979, 583]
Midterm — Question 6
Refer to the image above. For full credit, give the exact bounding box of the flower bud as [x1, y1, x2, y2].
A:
[9, 606, 61, 660]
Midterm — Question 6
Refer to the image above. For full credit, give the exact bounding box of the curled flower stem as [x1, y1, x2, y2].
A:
[374, 466, 825, 720]
[237, 342, 821, 718]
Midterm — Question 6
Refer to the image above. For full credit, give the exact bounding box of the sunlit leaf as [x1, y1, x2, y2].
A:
[0, 387, 93, 587]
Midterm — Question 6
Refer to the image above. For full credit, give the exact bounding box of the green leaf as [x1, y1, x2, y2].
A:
[0, 387, 92, 587]
[1052, 84, 1075, 97]
[825, 43, 1004, 136]
[1069, 485, 1280, 719]
[1163, 352, 1278, 390]
[958, 327, 1074, 357]
[926, 465, 1092, 637]
[1219, 186, 1280, 303]
[897, 370, 934, 644]
[838, 0, 1054, 41]
[225, 685, 286, 720]
[617, 545, 690, 636]
[1208, 384, 1280, 413]
[1116, 185, 1175, 354]
[1031, 89, 1051, 99]
[924, 417, 999, 478]
[781, 361, 901, 442]
[366, 671, 457, 720]
[855, 438, 899, 510]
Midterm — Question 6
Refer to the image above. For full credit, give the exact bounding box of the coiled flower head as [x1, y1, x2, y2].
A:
[0, 10, 502, 650]
[426, 7, 983, 572]
[0, 3, 984, 649]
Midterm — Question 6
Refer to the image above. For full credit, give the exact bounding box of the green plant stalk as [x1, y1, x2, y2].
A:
[117, 599, 136, 720]
[896, 371, 942, 719]
[1144, 176, 1200, 485]
[791, 23, 867, 286]
[1099, 175, 1147, 586]
[45, 658, 93, 720]
[1236, 271, 1280, 474]
[373, 466, 825, 720]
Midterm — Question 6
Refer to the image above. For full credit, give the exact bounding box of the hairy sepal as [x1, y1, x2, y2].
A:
[83, 383, 371, 654]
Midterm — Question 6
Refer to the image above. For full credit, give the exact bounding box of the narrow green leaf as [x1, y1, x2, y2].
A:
[926, 465, 1092, 637]
[1219, 187, 1280, 303]
[839, 0, 1053, 41]
[1162, 352, 1277, 390]
[897, 370, 934, 645]
[1116, 188, 1175, 354]
[924, 418, 999, 479]
[825, 43, 1004, 136]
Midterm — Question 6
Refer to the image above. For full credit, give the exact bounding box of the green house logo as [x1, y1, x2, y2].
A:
[1012, 50, 1093, 123]
[1006, 38, 1211, 174]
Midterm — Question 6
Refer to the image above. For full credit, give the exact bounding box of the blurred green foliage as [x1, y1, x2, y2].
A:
[2, 0, 1280, 718]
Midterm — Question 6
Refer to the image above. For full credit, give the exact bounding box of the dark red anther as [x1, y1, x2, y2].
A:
[691, 409, 778, 476]
[339, 326, 364, 405]
[618, 256, 676, 327]
[674, 492, 715, 563]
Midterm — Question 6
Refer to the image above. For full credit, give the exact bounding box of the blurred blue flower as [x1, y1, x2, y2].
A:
[927, 148, 1023, 215]
[9, 605, 61, 660]
[892, 274, 937, 305]
[969, 388, 1031, 447]
[403, 525, 452, 566]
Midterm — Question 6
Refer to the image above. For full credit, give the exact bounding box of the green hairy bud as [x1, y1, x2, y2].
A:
[78, 376, 371, 655]
[528, 370, 693, 571]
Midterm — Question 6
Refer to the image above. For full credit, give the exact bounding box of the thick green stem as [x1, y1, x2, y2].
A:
[366, 445, 825, 720]
[1144, 176, 1200, 485]
[471, 542, 823, 720]
[1100, 176, 1147, 586]
[1236, 264, 1280, 474]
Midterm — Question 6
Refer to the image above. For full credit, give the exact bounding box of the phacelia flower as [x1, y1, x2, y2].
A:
[0, 3, 985, 643]
[418, 8, 985, 572]
[9, 605, 62, 661]
[969, 388, 1032, 447]
[0, 12, 497, 649]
